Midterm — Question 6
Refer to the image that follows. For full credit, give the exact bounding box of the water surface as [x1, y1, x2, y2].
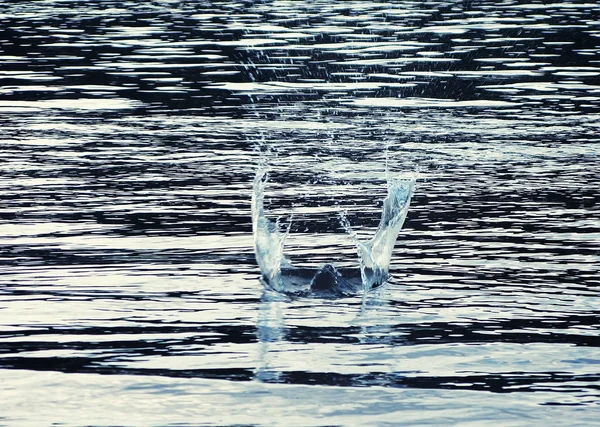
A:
[1, 1, 599, 425]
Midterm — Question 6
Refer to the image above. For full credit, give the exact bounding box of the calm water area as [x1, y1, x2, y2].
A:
[1, 1, 599, 425]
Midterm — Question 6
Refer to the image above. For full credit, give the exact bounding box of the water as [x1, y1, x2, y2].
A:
[253, 163, 415, 296]
[1, 1, 599, 425]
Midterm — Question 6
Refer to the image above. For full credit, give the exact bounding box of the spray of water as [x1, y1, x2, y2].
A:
[251, 167, 292, 292]
[340, 178, 415, 293]
[252, 162, 415, 297]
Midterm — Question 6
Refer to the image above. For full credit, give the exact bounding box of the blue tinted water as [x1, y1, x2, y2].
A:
[0, 1, 599, 425]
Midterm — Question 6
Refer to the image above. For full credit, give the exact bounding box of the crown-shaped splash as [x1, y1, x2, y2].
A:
[252, 167, 415, 297]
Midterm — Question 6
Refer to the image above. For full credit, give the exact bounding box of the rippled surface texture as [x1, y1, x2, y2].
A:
[1, 1, 600, 425]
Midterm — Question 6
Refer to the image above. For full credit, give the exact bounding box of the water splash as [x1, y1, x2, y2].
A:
[341, 178, 415, 293]
[252, 166, 415, 297]
[251, 167, 292, 292]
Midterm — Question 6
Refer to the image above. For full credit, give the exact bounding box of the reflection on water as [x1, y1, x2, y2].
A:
[1, 0, 599, 425]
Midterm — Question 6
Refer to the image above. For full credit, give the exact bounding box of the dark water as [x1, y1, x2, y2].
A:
[1, 1, 599, 425]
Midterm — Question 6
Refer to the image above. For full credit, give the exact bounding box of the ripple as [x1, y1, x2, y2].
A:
[352, 98, 518, 108]
[0, 98, 144, 111]
[1, 0, 599, 425]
